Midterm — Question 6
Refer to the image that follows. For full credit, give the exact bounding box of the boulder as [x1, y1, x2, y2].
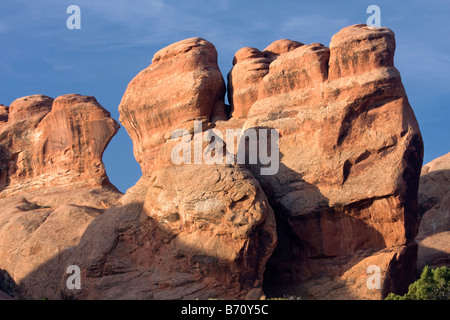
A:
[0, 290, 13, 300]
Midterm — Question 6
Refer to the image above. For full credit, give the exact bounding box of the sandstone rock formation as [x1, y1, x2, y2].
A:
[0, 268, 15, 299]
[0, 25, 426, 300]
[61, 38, 277, 300]
[0, 94, 122, 299]
[66, 25, 423, 300]
[417, 152, 450, 270]
[119, 37, 228, 175]
[0, 94, 119, 195]
[62, 165, 276, 299]
[228, 24, 423, 299]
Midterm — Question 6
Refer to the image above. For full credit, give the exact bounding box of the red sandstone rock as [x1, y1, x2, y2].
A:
[228, 24, 423, 299]
[119, 37, 227, 175]
[0, 24, 427, 301]
[417, 152, 450, 270]
[0, 94, 122, 299]
[0, 95, 54, 192]
[328, 24, 395, 79]
[7, 95, 53, 123]
[0, 290, 13, 300]
[226, 40, 304, 119]
[418, 152, 450, 213]
[0, 94, 119, 195]
[0, 105, 8, 122]
[61, 38, 277, 300]
[227, 47, 271, 119]
[262, 39, 304, 60]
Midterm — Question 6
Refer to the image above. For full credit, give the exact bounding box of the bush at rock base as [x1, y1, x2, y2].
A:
[385, 266, 450, 300]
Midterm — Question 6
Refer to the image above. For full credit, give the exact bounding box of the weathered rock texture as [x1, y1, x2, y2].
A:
[119, 38, 228, 175]
[0, 94, 122, 299]
[228, 24, 423, 299]
[416, 152, 450, 270]
[0, 94, 119, 194]
[62, 38, 277, 300]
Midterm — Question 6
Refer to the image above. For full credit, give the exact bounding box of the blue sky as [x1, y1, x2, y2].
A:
[0, 0, 449, 193]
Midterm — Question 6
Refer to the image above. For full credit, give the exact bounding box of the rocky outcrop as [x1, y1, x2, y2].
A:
[62, 38, 277, 300]
[0, 94, 122, 299]
[0, 25, 426, 300]
[66, 25, 423, 300]
[227, 40, 304, 119]
[228, 24, 423, 299]
[417, 152, 450, 270]
[119, 38, 228, 175]
[0, 94, 119, 195]
[418, 152, 450, 215]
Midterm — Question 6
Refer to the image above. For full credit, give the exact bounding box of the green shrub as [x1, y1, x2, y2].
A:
[385, 266, 450, 300]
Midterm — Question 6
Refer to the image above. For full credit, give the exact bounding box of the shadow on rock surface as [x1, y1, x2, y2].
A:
[0, 268, 18, 299]
[19, 172, 275, 300]
[238, 129, 415, 299]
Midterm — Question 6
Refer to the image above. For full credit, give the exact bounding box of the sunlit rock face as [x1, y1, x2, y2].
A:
[228, 24, 423, 299]
[0, 94, 122, 299]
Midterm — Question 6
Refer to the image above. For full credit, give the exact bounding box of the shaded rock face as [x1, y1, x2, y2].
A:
[0, 105, 8, 122]
[416, 152, 450, 271]
[62, 165, 276, 300]
[228, 24, 423, 299]
[0, 94, 122, 299]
